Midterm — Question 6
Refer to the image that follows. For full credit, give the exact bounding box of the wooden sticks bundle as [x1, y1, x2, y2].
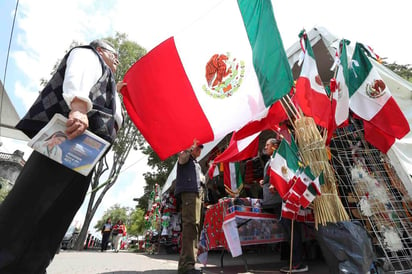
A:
[280, 95, 349, 228]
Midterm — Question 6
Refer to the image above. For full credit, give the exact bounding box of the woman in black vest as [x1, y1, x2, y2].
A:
[0, 39, 124, 273]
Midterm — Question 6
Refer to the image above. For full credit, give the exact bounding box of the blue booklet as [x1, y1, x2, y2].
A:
[28, 113, 110, 176]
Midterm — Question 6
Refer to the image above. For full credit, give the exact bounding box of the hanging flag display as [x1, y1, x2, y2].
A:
[332, 39, 350, 127]
[294, 30, 330, 128]
[122, 0, 293, 159]
[213, 132, 260, 164]
[223, 162, 243, 193]
[348, 43, 410, 152]
[213, 100, 287, 164]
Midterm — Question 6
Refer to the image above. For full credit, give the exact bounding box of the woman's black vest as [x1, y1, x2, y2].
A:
[15, 45, 117, 143]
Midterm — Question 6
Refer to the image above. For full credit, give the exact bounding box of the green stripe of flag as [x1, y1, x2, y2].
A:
[238, 0, 293, 106]
[278, 139, 300, 172]
[348, 42, 373, 97]
[235, 162, 243, 188]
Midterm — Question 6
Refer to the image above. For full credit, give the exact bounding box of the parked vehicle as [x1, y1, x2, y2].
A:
[61, 226, 80, 250]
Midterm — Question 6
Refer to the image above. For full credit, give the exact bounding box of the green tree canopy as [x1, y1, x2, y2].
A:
[94, 204, 132, 231]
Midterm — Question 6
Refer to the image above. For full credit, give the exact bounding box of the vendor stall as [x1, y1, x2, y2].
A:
[198, 197, 316, 268]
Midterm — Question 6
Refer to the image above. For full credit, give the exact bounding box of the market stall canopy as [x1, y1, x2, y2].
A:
[286, 26, 412, 195]
[0, 81, 29, 141]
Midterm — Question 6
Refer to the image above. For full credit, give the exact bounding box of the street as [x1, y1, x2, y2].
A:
[47, 247, 330, 274]
[48, 250, 179, 274]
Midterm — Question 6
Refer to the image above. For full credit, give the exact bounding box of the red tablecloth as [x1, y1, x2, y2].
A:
[198, 198, 317, 263]
[200, 198, 285, 253]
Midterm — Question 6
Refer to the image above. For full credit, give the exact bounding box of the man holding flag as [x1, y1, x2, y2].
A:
[175, 141, 204, 274]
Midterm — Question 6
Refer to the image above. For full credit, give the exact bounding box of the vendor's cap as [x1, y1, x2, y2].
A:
[89, 39, 117, 54]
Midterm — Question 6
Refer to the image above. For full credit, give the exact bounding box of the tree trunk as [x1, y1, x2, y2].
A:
[72, 119, 137, 250]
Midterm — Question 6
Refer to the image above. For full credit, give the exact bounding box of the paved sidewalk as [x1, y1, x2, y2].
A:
[47, 247, 330, 274]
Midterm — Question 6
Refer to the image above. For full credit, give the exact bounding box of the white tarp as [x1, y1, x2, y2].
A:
[0, 81, 29, 141]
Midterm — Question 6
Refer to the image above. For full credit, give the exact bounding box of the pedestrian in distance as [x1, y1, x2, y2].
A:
[101, 218, 113, 252]
[112, 219, 127, 253]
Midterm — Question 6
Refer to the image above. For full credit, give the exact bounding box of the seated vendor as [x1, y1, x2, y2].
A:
[259, 138, 282, 214]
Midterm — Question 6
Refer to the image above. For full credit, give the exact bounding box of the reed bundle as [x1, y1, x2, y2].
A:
[281, 95, 349, 229]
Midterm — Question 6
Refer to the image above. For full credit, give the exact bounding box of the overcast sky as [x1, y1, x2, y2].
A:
[1, 0, 411, 233]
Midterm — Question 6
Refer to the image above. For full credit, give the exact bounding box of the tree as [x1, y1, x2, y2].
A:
[134, 140, 177, 211]
[94, 204, 132, 230]
[0, 177, 11, 203]
[382, 61, 412, 83]
[93, 204, 145, 237]
[127, 207, 146, 236]
[72, 33, 146, 250]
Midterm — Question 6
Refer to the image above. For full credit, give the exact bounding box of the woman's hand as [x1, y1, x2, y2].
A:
[66, 97, 89, 140]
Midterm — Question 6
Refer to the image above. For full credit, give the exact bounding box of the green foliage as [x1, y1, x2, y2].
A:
[128, 207, 146, 236]
[93, 204, 145, 237]
[382, 61, 412, 82]
[104, 33, 146, 83]
[93, 204, 132, 232]
[134, 141, 177, 210]
[0, 177, 11, 203]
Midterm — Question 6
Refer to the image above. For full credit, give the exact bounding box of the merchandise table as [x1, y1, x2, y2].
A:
[198, 197, 316, 270]
[198, 198, 284, 263]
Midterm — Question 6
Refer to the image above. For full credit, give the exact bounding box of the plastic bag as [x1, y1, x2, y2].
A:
[316, 221, 374, 274]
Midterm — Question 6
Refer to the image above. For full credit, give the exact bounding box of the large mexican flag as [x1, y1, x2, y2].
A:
[122, 0, 293, 159]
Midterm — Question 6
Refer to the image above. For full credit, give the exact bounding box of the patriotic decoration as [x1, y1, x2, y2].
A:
[299, 172, 324, 208]
[208, 162, 220, 179]
[294, 30, 331, 128]
[269, 139, 300, 198]
[213, 100, 287, 164]
[223, 162, 243, 193]
[280, 167, 323, 220]
[348, 43, 410, 153]
[331, 39, 350, 127]
[122, 0, 293, 159]
[213, 132, 260, 164]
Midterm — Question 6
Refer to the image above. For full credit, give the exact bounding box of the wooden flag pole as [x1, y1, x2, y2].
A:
[288, 219, 295, 273]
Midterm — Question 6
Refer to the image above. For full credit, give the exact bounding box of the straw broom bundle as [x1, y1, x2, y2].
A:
[281, 96, 349, 229]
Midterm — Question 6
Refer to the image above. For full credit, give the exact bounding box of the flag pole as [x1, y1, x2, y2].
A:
[288, 219, 295, 273]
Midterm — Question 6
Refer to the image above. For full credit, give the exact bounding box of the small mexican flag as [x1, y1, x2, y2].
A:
[223, 162, 243, 193]
[269, 139, 300, 198]
[294, 30, 330, 128]
[299, 171, 324, 208]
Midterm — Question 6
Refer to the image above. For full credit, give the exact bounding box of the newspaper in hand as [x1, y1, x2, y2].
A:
[28, 113, 110, 176]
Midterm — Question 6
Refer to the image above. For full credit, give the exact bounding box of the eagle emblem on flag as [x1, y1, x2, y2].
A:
[366, 79, 386, 98]
[281, 166, 288, 176]
[202, 52, 244, 98]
